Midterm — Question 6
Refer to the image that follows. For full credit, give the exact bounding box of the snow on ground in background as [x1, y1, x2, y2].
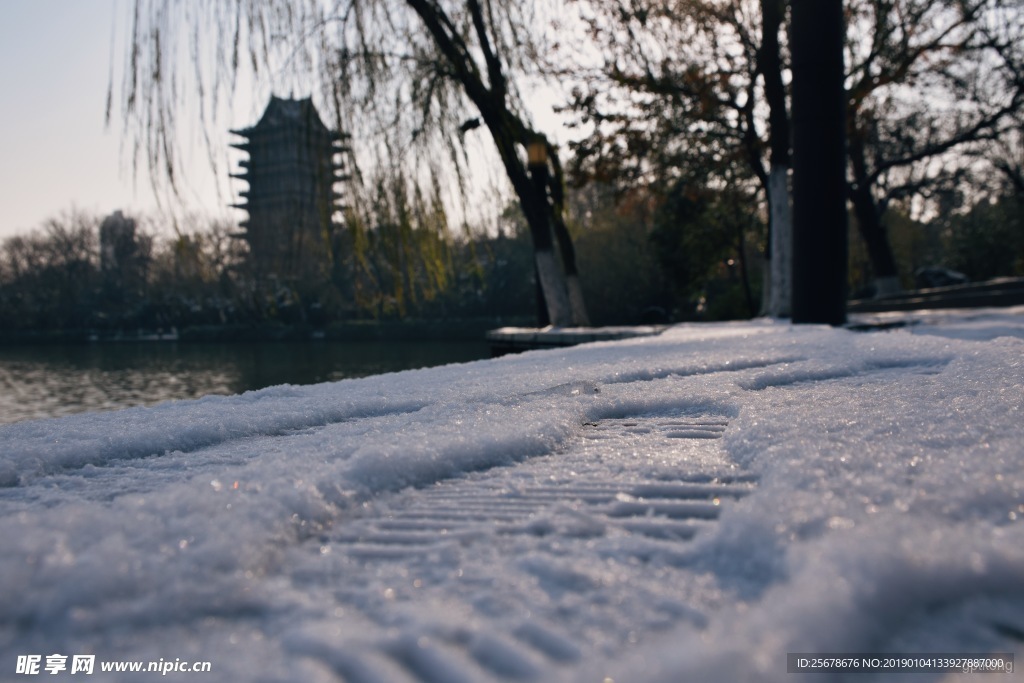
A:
[1, 309, 1022, 682]
[853, 304, 1024, 342]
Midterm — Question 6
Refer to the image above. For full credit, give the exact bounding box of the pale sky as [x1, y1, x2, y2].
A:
[0, 1, 580, 242]
[0, 0, 248, 240]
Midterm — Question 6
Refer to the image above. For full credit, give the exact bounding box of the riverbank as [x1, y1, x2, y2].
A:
[0, 316, 534, 345]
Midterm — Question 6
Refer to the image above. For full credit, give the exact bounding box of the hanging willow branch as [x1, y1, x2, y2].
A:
[112, 0, 589, 324]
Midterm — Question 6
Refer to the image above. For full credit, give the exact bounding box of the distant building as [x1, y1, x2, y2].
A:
[229, 96, 349, 282]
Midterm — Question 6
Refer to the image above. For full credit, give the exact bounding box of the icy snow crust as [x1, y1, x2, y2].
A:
[1, 311, 1023, 681]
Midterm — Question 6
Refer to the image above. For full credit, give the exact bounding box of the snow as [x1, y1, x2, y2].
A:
[1, 308, 1023, 682]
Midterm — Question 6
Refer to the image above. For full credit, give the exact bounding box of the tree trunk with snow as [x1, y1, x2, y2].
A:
[533, 249, 572, 326]
[548, 193, 589, 327]
[547, 147, 590, 326]
[525, 140, 573, 326]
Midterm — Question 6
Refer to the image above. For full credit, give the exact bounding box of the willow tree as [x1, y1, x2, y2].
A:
[112, 0, 589, 326]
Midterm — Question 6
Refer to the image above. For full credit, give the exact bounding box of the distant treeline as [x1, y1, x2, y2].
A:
[0, 209, 537, 338]
[1, 182, 1021, 339]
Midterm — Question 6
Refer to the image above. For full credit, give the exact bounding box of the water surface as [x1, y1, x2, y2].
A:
[0, 340, 490, 424]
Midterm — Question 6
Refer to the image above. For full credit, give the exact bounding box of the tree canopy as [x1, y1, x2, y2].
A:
[562, 0, 1024, 295]
[110, 0, 1024, 322]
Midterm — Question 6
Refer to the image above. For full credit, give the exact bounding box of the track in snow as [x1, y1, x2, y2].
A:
[289, 409, 757, 682]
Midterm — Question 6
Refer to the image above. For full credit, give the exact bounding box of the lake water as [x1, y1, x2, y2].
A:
[0, 340, 491, 425]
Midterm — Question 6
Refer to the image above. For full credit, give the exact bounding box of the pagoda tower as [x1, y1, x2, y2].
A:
[229, 96, 349, 281]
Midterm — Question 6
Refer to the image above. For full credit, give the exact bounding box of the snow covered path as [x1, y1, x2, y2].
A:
[2, 310, 1023, 681]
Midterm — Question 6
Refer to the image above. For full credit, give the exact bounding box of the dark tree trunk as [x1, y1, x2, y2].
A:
[737, 219, 756, 318]
[790, 0, 848, 325]
[848, 129, 902, 296]
[849, 185, 902, 294]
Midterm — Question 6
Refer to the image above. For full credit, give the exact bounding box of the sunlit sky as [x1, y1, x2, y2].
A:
[0, 1, 579, 242]
[0, 0, 251, 240]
